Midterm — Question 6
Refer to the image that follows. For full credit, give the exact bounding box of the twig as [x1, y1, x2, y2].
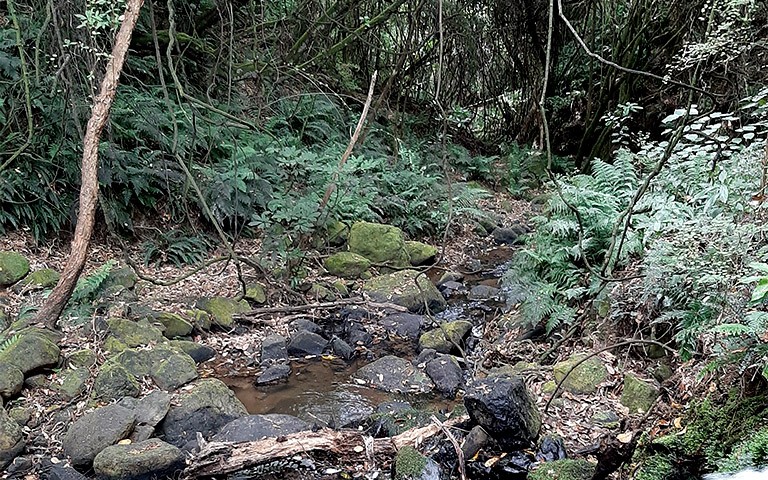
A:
[431, 415, 467, 480]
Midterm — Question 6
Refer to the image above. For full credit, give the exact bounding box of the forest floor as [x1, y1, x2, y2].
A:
[0, 190, 709, 478]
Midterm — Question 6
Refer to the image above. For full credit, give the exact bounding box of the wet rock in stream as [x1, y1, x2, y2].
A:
[257, 364, 291, 384]
[380, 313, 424, 340]
[425, 354, 463, 398]
[212, 414, 311, 442]
[287, 331, 328, 356]
[260, 334, 288, 364]
[354, 355, 433, 394]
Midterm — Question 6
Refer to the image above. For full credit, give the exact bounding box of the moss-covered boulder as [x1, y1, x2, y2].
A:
[0, 364, 24, 399]
[11, 268, 59, 292]
[159, 378, 248, 447]
[147, 345, 198, 391]
[187, 309, 212, 330]
[405, 241, 438, 266]
[553, 354, 608, 395]
[394, 446, 440, 480]
[528, 459, 595, 480]
[196, 297, 250, 328]
[418, 321, 472, 354]
[364, 270, 446, 313]
[111, 348, 151, 377]
[154, 312, 194, 339]
[0, 408, 24, 470]
[324, 252, 371, 279]
[621, 374, 659, 414]
[326, 220, 350, 246]
[348, 221, 410, 267]
[52, 367, 90, 400]
[92, 361, 141, 402]
[244, 283, 267, 304]
[66, 349, 98, 369]
[103, 267, 138, 290]
[93, 438, 185, 480]
[0, 328, 60, 375]
[106, 318, 165, 348]
[0, 251, 30, 286]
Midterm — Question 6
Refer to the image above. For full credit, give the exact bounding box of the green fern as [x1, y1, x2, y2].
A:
[71, 260, 116, 304]
[0, 333, 20, 356]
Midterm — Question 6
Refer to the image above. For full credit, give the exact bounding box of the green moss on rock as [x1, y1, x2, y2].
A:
[92, 361, 141, 402]
[244, 284, 267, 304]
[324, 252, 371, 279]
[196, 297, 250, 328]
[364, 270, 446, 313]
[634, 454, 675, 480]
[418, 321, 472, 353]
[12, 268, 59, 292]
[107, 318, 165, 347]
[348, 221, 410, 267]
[404, 241, 438, 266]
[0, 251, 30, 286]
[553, 354, 608, 395]
[0, 328, 60, 375]
[394, 445, 439, 480]
[154, 312, 194, 339]
[528, 459, 595, 480]
[621, 373, 659, 414]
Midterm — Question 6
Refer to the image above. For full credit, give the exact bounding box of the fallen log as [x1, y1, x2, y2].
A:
[184, 415, 468, 478]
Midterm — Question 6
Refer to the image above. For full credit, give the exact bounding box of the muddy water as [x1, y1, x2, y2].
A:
[222, 245, 516, 426]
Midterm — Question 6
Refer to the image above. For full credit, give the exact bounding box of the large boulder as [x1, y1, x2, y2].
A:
[0, 328, 60, 375]
[324, 252, 371, 279]
[0, 364, 24, 399]
[621, 374, 659, 414]
[380, 313, 424, 340]
[364, 270, 446, 313]
[146, 345, 198, 391]
[287, 331, 328, 357]
[0, 409, 24, 470]
[159, 378, 247, 448]
[195, 297, 250, 329]
[92, 362, 141, 402]
[0, 251, 30, 286]
[418, 321, 472, 354]
[106, 318, 164, 349]
[404, 241, 438, 266]
[354, 355, 433, 394]
[62, 404, 136, 467]
[348, 221, 410, 267]
[11, 268, 59, 292]
[93, 439, 185, 480]
[212, 414, 311, 442]
[553, 354, 608, 395]
[464, 375, 541, 450]
[153, 312, 193, 339]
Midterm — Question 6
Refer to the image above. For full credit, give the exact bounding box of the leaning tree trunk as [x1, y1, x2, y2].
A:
[33, 0, 145, 330]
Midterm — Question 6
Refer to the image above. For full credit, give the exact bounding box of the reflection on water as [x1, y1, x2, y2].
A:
[222, 358, 454, 428]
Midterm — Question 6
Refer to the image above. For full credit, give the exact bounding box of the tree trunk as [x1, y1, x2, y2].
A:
[33, 0, 146, 330]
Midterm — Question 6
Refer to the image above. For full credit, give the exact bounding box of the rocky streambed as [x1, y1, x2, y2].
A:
[0, 219, 662, 480]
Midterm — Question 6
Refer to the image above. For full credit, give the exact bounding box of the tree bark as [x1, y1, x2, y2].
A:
[33, 0, 146, 330]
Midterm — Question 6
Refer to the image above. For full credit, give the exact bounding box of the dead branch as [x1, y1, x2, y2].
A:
[184, 415, 467, 478]
[235, 296, 408, 320]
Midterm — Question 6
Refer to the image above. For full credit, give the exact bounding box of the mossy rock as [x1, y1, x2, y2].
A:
[394, 446, 439, 480]
[528, 459, 596, 480]
[326, 220, 350, 246]
[106, 318, 165, 347]
[634, 454, 676, 480]
[368, 407, 435, 437]
[92, 361, 141, 402]
[0, 364, 24, 399]
[0, 251, 30, 286]
[308, 283, 335, 301]
[147, 345, 198, 391]
[66, 349, 98, 369]
[187, 309, 212, 330]
[103, 267, 138, 290]
[0, 328, 60, 375]
[717, 426, 768, 472]
[348, 221, 410, 267]
[418, 321, 472, 354]
[621, 374, 659, 414]
[244, 284, 267, 304]
[364, 270, 446, 313]
[324, 252, 371, 279]
[111, 348, 152, 377]
[332, 280, 349, 297]
[0, 408, 25, 470]
[196, 297, 250, 328]
[553, 354, 608, 395]
[52, 367, 90, 400]
[153, 312, 194, 339]
[11, 268, 59, 292]
[0, 308, 8, 331]
[404, 241, 438, 266]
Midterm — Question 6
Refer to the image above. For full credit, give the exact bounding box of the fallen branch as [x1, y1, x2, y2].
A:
[235, 296, 408, 320]
[184, 415, 467, 478]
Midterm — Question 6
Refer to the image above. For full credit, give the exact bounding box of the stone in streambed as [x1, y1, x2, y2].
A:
[195, 296, 249, 329]
[364, 270, 445, 313]
[260, 334, 288, 364]
[418, 321, 472, 354]
[621, 373, 659, 414]
[153, 312, 194, 338]
[93, 439, 185, 480]
[394, 445, 441, 480]
[212, 414, 311, 442]
[62, 404, 135, 467]
[464, 375, 541, 450]
[425, 354, 463, 398]
[257, 364, 291, 384]
[159, 378, 247, 448]
[404, 241, 438, 266]
[11, 268, 59, 292]
[380, 313, 424, 340]
[355, 355, 433, 394]
[287, 331, 328, 356]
